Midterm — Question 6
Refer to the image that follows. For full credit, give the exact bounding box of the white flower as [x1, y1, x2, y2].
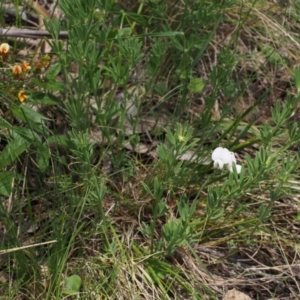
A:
[212, 147, 242, 174]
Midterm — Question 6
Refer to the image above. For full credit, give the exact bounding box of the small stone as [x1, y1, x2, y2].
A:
[223, 289, 252, 300]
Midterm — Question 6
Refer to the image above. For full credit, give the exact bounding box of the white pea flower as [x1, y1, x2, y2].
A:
[212, 147, 242, 174]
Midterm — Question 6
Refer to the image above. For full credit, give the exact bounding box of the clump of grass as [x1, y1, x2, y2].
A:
[1, 0, 300, 299]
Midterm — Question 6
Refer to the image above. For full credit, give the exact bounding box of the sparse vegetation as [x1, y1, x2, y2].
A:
[1, 0, 300, 299]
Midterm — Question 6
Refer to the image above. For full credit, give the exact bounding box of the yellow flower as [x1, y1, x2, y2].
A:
[18, 90, 27, 102]
[12, 64, 22, 75]
[21, 61, 31, 71]
[178, 135, 185, 142]
[35, 58, 50, 71]
[0, 43, 10, 54]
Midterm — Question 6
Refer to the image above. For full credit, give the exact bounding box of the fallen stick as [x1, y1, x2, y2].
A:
[0, 28, 68, 39]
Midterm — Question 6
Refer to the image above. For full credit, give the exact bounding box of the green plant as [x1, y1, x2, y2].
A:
[1, 0, 300, 298]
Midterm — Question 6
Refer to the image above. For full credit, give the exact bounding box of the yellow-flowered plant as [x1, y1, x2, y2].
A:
[12, 64, 22, 75]
[0, 43, 9, 55]
[0, 42, 51, 103]
[21, 61, 31, 71]
[18, 90, 27, 102]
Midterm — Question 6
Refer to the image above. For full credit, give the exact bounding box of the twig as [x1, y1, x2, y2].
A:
[0, 28, 68, 39]
[0, 240, 57, 255]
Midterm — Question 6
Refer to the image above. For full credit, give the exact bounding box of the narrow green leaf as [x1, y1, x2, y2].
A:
[17, 105, 50, 121]
[125, 13, 148, 26]
[36, 145, 51, 171]
[0, 172, 14, 196]
[11, 106, 48, 135]
[31, 79, 66, 91]
[46, 63, 61, 80]
[11, 127, 41, 144]
[41, 81, 66, 91]
[33, 93, 60, 105]
[0, 134, 31, 168]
